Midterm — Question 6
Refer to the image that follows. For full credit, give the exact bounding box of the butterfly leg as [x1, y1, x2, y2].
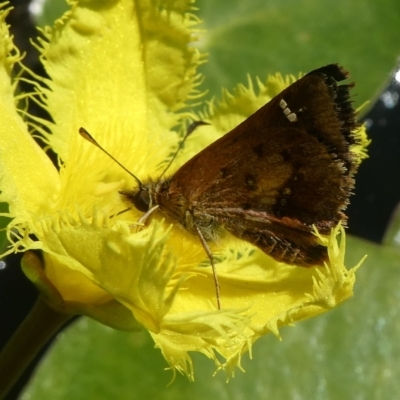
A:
[129, 205, 160, 232]
[138, 205, 160, 225]
[194, 225, 221, 310]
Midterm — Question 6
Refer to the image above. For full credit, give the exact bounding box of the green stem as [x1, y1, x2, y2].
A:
[0, 297, 73, 398]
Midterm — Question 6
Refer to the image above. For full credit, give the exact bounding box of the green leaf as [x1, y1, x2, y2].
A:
[196, 0, 400, 109]
[21, 236, 400, 399]
[34, 0, 69, 26]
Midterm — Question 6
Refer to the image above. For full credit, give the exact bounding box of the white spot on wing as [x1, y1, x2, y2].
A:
[279, 98, 297, 122]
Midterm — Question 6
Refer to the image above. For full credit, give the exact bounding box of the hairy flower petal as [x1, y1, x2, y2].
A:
[0, 0, 366, 379]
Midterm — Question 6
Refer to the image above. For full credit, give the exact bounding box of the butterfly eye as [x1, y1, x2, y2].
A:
[132, 189, 150, 212]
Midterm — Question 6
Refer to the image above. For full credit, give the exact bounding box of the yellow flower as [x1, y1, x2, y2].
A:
[0, 0, 367, 379]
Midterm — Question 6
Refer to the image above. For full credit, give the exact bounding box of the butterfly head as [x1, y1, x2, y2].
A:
[120, 180, 157, 213]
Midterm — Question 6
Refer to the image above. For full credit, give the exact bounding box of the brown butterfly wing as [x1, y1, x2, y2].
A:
[166, 64, 359, 266]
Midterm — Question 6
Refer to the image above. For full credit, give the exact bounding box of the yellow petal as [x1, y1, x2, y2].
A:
[0, 6, 58, 222]
[36, 0, 203, 175]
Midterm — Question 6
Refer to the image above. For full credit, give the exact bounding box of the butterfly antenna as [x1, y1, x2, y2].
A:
[159, 120, 210, 179]
[78, 127, 143, 188]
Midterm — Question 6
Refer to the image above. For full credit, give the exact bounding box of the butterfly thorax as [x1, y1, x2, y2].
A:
[120, 177, 217, 240]
[155, 177, 221, 241]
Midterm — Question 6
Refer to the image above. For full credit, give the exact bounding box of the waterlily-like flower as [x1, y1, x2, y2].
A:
[0, 0, 368, 379]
